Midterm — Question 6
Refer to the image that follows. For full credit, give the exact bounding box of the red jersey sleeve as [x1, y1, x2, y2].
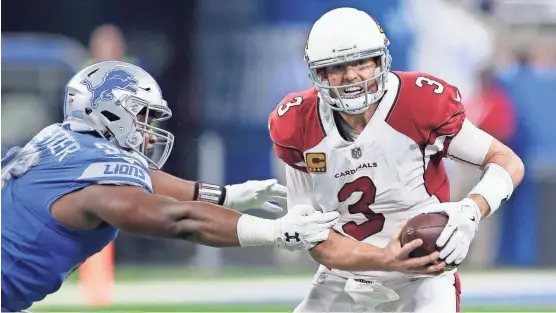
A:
[390, 72, 466, 155]
[268, 88, 323, 173]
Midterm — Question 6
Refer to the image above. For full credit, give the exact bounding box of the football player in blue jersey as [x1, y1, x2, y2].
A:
[1, 61, 340, 312]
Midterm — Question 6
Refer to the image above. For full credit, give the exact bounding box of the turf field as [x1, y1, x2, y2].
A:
[31, 267, 556, 312]
[34, 304, 556, 312]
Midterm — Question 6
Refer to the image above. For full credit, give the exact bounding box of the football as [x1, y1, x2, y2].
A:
[399, 212, 449, 258]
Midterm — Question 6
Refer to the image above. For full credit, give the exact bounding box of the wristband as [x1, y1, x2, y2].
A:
[468, 163, 513, 216]
[193, 182, 226, 205]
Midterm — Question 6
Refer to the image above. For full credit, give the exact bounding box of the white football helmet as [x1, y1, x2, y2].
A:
[305, 8, 392, 114]
[63, 61, 174, 169]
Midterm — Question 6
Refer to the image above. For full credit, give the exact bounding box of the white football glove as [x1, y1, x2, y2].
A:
[224, 179, 287, 214]
[427, 198, 481, 266]
[275, 204, 339, 251]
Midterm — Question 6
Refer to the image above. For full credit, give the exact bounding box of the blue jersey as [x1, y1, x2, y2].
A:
[1, 124, 153, 311]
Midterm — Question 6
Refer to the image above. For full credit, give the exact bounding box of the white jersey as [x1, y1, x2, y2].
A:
[269, 71, 466, 280]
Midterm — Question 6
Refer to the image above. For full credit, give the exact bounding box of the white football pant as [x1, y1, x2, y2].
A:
[293, 265, 461, 313]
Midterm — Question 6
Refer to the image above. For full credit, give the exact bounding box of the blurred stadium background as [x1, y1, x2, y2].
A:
[2, 0, 556, 311]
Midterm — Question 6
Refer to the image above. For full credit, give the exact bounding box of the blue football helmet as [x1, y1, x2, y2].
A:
[63, 61, 174, 169]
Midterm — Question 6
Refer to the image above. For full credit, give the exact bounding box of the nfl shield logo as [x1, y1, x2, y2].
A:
[351, 147, 362, 159]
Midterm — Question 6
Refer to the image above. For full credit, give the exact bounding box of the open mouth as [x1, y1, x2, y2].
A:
[343, 86, 364, 97]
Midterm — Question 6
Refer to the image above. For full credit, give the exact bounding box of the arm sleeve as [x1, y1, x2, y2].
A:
[447, 118, 493, 167]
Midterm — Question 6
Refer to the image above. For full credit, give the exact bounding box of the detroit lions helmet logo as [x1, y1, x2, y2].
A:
[81, 69, 139, 107]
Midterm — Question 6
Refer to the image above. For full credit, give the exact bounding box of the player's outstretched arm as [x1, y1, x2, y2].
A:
[150, 170, 196, 200]
[151, 170, 287, 214]
[309, 226, 444, 274]
[76, 185, 338, 249]
[82, 185, 239, 246]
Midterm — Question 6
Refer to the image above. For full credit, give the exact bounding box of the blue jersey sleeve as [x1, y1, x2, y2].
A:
[75, 156, 152, 193]
[62, 135, 153, 193]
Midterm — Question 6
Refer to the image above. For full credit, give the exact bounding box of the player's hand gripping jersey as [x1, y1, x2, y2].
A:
[269, 71, 466, 278]
[1, 124, 152, 311]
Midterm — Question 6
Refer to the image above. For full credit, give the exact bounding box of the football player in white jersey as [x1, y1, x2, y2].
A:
[268, 7, 524, 313]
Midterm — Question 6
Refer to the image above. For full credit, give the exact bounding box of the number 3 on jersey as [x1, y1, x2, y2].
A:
[338, 176, 385, 241]
[277, 96, 303, 116]
[415, 76, 444, 94]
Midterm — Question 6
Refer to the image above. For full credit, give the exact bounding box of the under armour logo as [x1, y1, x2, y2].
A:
[284, 232, 301, 242]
